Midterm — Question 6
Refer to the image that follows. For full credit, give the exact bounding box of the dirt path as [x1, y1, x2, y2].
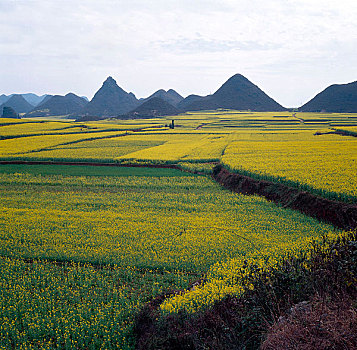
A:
[292, 113, 304, 123]
[195, 123, 208, 130]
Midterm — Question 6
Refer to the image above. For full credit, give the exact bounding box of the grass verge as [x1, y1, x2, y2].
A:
[0, 163, 196, 177]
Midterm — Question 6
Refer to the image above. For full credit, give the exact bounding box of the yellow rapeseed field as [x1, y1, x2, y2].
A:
[222, 133, 357, 201]
[0, 132, 127, 157]
[0, 257, 191, 350]
[1, 114, 356, 203]
[0, 111, 356, 348]
[119, 134, 229, 162]
[0, 169, 339, 348]
[0, 172, 336, 270]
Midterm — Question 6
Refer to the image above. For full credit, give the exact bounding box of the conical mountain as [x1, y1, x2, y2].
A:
[0, 94, 50, 107]
[82, 76, 139, 117]
[299, 81, 357, 113]
[180, 74, 285, 112]
[37, 94, 53, 106]
[141, 89, 183, 107]
[21, 93, 49, 107]
[167, 89, 184, 105]
[26, 93, 88, 117]
[177, 94, 206, 110]
[0, 94, 9, 105]
[125, 97, 180, 118]
[0, 94, 33, 113]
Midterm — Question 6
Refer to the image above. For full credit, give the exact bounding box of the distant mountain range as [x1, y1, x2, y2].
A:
[79, 74, 286, 120]
[177, 94, 204, 111]
[0, 95, 9, 105]
[21, 93, 50, 107]
[125, 97, 180, 118]
[81, 76, 139, 117]
[139, 89, 183, 107]
[0, 95, 34, 114]
[39, 95, 53, 106]
[0, 93, 50, 108]
[299, 81, 357, 113]
[26, 93, 88, 117]
[79, 77, 184, 120]
[179, 74, 285, 112]
[3, 75, 357, 119]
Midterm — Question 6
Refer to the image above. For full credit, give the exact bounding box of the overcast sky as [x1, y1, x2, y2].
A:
[1, 0, 357, 107]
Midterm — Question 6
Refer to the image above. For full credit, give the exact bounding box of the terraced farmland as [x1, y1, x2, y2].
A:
[0, 166, 339, 349]
[0, 111, 356, 348]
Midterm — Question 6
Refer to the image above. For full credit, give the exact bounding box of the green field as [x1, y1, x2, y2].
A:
[0, 164, 194, 177]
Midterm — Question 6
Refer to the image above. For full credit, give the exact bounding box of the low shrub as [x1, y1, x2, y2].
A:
[135, 231, 357, 349]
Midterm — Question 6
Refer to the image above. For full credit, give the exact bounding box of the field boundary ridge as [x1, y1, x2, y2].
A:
[0, 159, 182, 169]
[213, 164, 357, 230]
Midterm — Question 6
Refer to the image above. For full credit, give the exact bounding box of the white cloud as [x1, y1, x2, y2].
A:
[0, 0, 356, 105]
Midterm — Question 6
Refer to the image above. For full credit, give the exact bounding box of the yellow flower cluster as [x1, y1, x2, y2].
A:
[161, 230, 341, 314]
[119, 134, 229, 162]
[0, 132, 126, 157]
[0, 111, 355, 345]
[0, 170, 340, 327]
[1, 114, 356, 201]
[0, 257, 191, 350]
[0, 172, 336, 271]
[222, 133, 357, 200]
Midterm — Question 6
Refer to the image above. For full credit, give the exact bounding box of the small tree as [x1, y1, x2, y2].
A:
[2, 106, 19, 119]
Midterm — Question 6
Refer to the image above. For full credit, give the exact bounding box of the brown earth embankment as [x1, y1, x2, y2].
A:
[213, 164, 357, 231]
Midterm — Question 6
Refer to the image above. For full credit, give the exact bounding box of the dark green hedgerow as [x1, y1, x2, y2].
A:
[334, 128, 357, 137]
[134, 231, 357, 349]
